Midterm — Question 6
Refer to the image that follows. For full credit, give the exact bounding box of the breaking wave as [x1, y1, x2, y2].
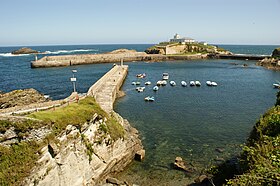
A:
[0, 53, 31, 57]
[44, 49, 99, 54]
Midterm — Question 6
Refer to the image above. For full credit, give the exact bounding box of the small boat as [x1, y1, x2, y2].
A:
[145, 81, 151, 85]
[190, 81, 195, 86]
[211, 82, 218, 86]
[206, 81, 212, 86]
[170, 81, 176, 86]
[195, 81, 201, 86]
[136, 87, 145, 92]
[135, 82, 141, 85]
[162, 73, 169, 80]
[153, 86, 159, 91]
[136, 73, 146, 78]
[157, 80, 163, 86]
[161, 80, 167, 86]
[144, 96, 155, 102]
[273, 83, 280, 88]
[181, 81, 187, 87]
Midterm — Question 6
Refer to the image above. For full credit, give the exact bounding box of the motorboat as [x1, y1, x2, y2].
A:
[157, 80, 163, 86]
[206, 81, 212, 86]
[190, 81, 195, 86]
[181, 81, 187, 87]
[195, 81, 201, 86]
[273, 83, 280, 88]
[132, 81, 141, 85]
[170, 81, 176, 86]
[136, 73, 146, 78]
[153, 86, 159, 91]
[162, 73, 169, 80]
[136, 87, 145, 92]
[211, 81, 218, 86]
[144, 96, 155, 101]
[206, 81, 218, 86]
[161, 80, 167, 86]
[145, 81, 151, 85]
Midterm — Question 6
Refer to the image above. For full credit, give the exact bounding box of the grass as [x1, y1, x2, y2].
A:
[0, 96, 125, 185]
[0, 141, 40, 186]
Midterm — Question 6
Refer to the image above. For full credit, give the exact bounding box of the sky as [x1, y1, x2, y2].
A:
[0, 0, 280, 46]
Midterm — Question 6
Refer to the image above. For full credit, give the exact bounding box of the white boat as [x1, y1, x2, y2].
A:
[170, 81, 176, 86]
[161, 80, 167, 86]
[144, 96, 155, 101]
[136, 87, 145, 92]
[145, 81, 151, 85]
[190, 81, 195, 86]
[136, 73, 146, 78]
[181, 81, 187, 87]
[132, 81, 141, 85]
[162, 73, 169, 80]
[211, 81, 218, 86]
[153, 86, 159, 91]
[132, 82, 136, 85]
[157, 80, 163, 86]
[273, 83, 280, 88]
[195, 81, 201, 86]
[206, 81, 212, 86]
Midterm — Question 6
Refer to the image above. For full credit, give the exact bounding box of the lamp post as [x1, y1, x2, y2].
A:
[70, 69, 77, 92]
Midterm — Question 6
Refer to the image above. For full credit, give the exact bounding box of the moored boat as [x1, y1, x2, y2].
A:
[161, 80, 167, 86]
[144, 96, 155, 102]
[153, 86, 159, 91]
[211, 81, 218, 86]
[206, 81, 212, 86]
[181, 81, 187, 87]
[145, 81, 151, 85]
[195, 81, 201, 86]
[273, 83, 280, 88]
[136, 73, 146, 78]
[162, 73, 169, 80]
[136, 87, 145, 92]
[190, 81, 195, 86]
[170, 81, 176, 86]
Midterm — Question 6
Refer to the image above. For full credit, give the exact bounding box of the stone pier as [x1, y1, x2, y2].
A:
[87, 64, 128, 113]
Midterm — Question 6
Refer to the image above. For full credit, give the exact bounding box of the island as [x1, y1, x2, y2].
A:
[11, 47, 38, 55]
[257, 47, 280, 70]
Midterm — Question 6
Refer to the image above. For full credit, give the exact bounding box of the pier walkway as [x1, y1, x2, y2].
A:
[87, 64, 128, 113]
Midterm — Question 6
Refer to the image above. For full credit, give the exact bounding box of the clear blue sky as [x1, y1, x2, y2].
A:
[1, 0, 280, 46]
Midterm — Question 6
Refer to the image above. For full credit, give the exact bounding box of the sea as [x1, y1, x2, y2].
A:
[0, 44, 280, 185]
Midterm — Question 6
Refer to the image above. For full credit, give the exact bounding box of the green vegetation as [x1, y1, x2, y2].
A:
[210, 92, 280, 185]
[0, 141, 40, 186]
[0, 97, 125, 185]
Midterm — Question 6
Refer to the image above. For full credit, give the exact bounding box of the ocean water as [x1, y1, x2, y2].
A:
[0, 44, 280, 185]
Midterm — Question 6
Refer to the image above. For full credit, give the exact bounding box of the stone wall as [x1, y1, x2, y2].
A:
[31, 51, 166, 68]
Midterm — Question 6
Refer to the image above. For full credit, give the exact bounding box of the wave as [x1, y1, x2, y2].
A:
[44, 49, 99, 54]
[0, 53, 31, 57]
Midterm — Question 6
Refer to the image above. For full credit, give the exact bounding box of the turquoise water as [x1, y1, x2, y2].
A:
[114, 60, 280, 185]
[0, 44, 280, 185]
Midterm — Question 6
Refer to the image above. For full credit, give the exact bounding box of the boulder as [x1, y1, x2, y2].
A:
[173, 156, 194, 172]
[11, 47, 38, 55]
[135, 149, 145, 161]
[194, 174, 209, 184]
[272, 48, 280, 58]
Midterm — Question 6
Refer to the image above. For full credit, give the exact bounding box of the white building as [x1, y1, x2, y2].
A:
[170, 33, 195, 43]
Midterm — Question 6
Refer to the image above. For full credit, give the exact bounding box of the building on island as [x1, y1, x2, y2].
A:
[170, 33, 195, 44]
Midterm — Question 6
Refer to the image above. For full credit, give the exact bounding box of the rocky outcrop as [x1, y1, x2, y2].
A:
[12, 47, 38, 55]
[257, 57, 280, 70]
[0, 89, 49, 109]
[24, 112, 143, 186]
[272, 48, 280, 58]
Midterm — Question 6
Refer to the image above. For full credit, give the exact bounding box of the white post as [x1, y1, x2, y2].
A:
[121, 58, 123, 66]
[35, 54, 38, 61]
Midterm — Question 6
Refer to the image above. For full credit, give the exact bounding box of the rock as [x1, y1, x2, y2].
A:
[174, 157, 189, 172]
[3, 127, 17, 139]
[215, 148, 224, 153]
[0, 88, 48, 109]
[11, 47, 38, 55]
[194, 174, 208, 183]
[135, 149, 145, 161]
[214, 157, 225, 162]
[106, 177, 123, 185]
[272, 48, 280, 58]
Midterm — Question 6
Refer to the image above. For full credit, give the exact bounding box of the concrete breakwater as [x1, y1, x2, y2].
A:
[31, 49, 167, 68]
[87, 64, 128, 113]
